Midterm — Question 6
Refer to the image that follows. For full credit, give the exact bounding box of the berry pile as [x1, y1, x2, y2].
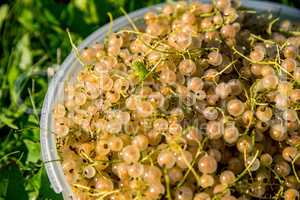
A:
[53, 1, 300, 199]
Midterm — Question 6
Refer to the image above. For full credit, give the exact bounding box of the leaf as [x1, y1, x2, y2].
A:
[28, 114, 39, 125]
[3, 104, 27, 119]
[108, 0, 126, 8]
[18, 9, 39, 32]
[132, 61, 149, 81]
[0, 178, 8, 198]
[0, 115, 18, 129]
[25, 168, 42, 200]
[7, 61, 20, 105]
[0, 4, 9, 29]
[38, 168, 63, 200]
[85, 0, 99, 24]
[7, 34, 32, 105]
[0, 164, 28, 200]
[22, 126, 40, 142]
[23, 139, 40, 163]
[74, 0, 88, 11]
[44, 9, 60, 26]
[16, 34, 32, 70]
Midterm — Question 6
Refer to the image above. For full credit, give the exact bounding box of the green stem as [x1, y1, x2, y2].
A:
[292, 154, 300, 183]
[120, 7, 139, 32]
[66, 29, 84, 66]
[107, 12, 113, 38]
[164, 168, 172, 200]
[176, 138, 207, 188]
[267, 18, 279, 35]
[233, 150, 259, 184]
[250, 33, 275, 44]
[231, 46, 276, 65]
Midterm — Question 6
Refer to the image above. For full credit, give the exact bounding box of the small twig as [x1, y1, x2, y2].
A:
[233, 150, 259, 184]
[179, 147, 201, 186]
[176, 138, 207, 188]
[107, 12, 114, 38]
[272, 185, 284, 200]
[269, 167, 284, 184]
[0, 151, 20, 162]
[144, 58, 164, 79]
[292, 154, 300, 183]
[79, 150, 94, 163]
[73, 183, 91, 191]
[250, 33, 275, 44]
[215, 60, 238, 77]
[231, 46, 276, 65]
[27, 87, 39, 122]
[73, 184, 120, 198]
[267, 17, 279, 35]
[279, 29, 300, 36]
[164, 168, 172, 200]
[66, 29, 84, 65]
[120, 7, 139, 32]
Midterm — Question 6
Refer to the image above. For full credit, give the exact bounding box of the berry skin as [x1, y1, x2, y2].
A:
[175, 186, 193, 200]
[284, 188, 299, 200]
[236, 136, 253, 154]
[223, 125, 239, 144]
[157, 150, 176, 169]
[194, 192, 211, 200]
[198, 155, 218, 174]
[208, 51, 223, 66]
[227, 99, 245, 117]
[219, 170, 235, 185]
[83, 165, 96, 179]
[179, 59, 196, 75]
[199, 174, 215, 188]
[282, 147, 298, 162]
[121, 145, 140, 164]
[203, 107, 219, 120]
[206, 120, 223, 140]
[143, 165, 162, 183]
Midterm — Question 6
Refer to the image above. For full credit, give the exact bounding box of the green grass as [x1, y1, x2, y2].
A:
[0, 0, 296, 199]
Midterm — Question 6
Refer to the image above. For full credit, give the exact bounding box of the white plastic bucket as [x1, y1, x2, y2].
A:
[40, 1, 300, 199]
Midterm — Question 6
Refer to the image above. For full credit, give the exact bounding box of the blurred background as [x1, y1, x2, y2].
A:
[0, 0, 298, 199]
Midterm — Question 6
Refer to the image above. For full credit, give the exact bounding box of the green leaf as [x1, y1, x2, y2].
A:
[18, 9, 39, 32]
[22, 126, 40, 142]
[0, 115, 18, 129]
[25, 168, 42, 200]
[16, 34, 32, 70]
[3, 104, 27, 119]
[0, 4, 9, 29]
[0, 164, 28, 200]
[7, 34, 32, 105]
[132, 61, 149, 81]
[38, 168, 63, 200]
[7, 61, 19, 105]
[23, 139, 40, 163]
[0, 178, 8, 198]
[109, 0, 126, 8]
[86, 0, 99, 24]
[44, 9, 60, 26]
[74, 0, 88, 11]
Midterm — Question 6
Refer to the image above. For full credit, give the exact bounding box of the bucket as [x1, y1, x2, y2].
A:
[40, 1, 300, 199]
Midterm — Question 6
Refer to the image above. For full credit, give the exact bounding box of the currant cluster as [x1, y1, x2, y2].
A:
[53, 0, 300, 199]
